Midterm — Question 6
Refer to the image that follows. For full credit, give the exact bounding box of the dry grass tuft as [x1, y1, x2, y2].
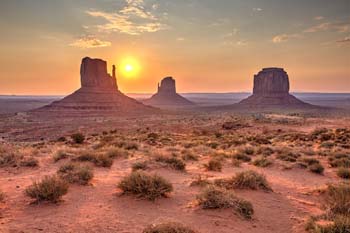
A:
[197, 186, 254, 219]
[57, 163, 93, 185]
[205, 157, 223, 172]
[118, 171, 173, 201]
[25, 175, 69, 203]
[143, 222, 197, 233]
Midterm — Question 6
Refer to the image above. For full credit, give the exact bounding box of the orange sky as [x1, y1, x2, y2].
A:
[0, 0, 349, 95]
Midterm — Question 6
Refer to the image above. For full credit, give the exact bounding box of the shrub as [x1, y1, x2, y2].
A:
[71, 133, 85, 144]
[0, 191, 4, 202]
[329, 154, 350, 168]
[190, 175, 211, 187]
[233, 153, 251, 162]
[57, 163, 93, 185]
[53, 150, 70, 162]
[215, 170, 272, 191]
[94, 154, 113, 168]
[118, 171, 173, 201]
[324, 184, 350, 216]
[0, 152, 19, 167]
[181, 150, 199, 161]
[20, 157, 39, 167]
[143, 222, 197, 233]
[253, 157, 272, 168]
[25, 175, 69, 203]
[155, 155, 186, 171]
[124, 142, 139, 151]
[337, 167, 350, 179]
[75, 150, 113, 168]
[106, 147, 127, 159]
[205, 158, 222, 172]
[306, 215, 350, 233]
[276, 150, 300, 162]
[309, 163, 324, 174]
[197, 186, 254, 219]
[132, 161, 148, 171]
[257, 147, 274, 156]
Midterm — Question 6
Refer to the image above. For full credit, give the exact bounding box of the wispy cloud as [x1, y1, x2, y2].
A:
[314, 16, 324, 21]
[253, 8, 263, 12]
[272, 34, 301, 43]
[304, 22, 350, 33]
[86, 0, 166, 35]
[70, 36, 111, 49]
[336, 36, 350, 43]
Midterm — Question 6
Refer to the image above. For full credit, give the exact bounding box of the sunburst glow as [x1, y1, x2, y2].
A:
[119, 57, 140, 78]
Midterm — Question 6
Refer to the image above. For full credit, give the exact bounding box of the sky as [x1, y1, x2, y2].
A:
[0, 0, 349, 95]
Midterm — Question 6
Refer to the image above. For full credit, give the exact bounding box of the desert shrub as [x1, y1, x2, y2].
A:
[205, 158, 222, 172]
[25, 175, 69, 203]
[124, 142, 139, 150]
[118, 171, 173, 201]
[71, 133, 85, 144]
[232, 158, 242, 167]
[106, 147, 127, 159]
[276, 150, 300, 162]
[20, 157, 39, 167]
[132, 161, 148, 171]
[57, 163, 93, 185]
[324, 184, 350, 216]
[143, 222, 197, 233]
[240, 147, 255, 156]
[233, 153, 251, 162]
[197, 186, 254, 219]
[215, 170, 272, 191]
[306, 215, 350, 233]
[181, 150, 199, 161]
[57, 136, 66, 142]
[309, 163, 324, 174]
[329, 154, 350, 168]
[74, 150, 113, 168]
[337, 168, 350, 179]
[257, 146, 274, 156]
[155, 155, 186, 171]
[0, 190, 4, 202]
[53, 150, 70, 162]
[0, 151, 19, 167]
[253, 157, 272, 168]
[190, 175, 211, 187]
[320, 141, 335, 149]
[300, 158, 321, 167]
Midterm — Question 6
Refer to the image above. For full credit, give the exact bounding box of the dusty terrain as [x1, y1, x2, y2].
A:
[1, 108, 350, 233]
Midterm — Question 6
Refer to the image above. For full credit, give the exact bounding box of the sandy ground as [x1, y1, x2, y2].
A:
[0, 111, 349, 233]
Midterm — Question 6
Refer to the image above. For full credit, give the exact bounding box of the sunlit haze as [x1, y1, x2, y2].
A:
[0, 0, 349, 95]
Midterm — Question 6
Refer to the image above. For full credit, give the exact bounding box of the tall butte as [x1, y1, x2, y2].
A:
[239, 68, 312, 108]
[38, 57, 153, 113]
[143, 77, 194, 108]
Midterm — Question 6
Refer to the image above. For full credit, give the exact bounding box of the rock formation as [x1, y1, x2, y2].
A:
[239, 68, 311, 107]
[143, 77, 194, 107]
[37, 57, 153, 113]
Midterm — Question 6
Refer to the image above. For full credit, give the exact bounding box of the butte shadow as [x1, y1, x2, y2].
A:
[142, 77, 195, 109]
[34, 57, 156, 115]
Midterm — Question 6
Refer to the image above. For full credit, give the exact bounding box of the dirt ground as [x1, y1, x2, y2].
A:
[0, 111, 349, 233]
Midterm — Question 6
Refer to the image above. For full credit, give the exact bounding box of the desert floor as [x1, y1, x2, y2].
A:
[1, 110, 350, 233]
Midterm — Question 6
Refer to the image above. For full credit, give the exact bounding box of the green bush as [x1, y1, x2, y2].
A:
[118, 171, 173, 201]
[25, 175, 69, 203]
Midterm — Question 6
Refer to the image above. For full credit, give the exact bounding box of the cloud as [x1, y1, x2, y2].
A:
[272, 34, 300, 43]
[86, 0, 166, 35]
[304, 22, 350, 33]
[314, 16, 324, 21]
[253, 8, 263, 12]
[176, 37, 185, 41]
[70, 36, 111, 48]
[336, 36, 350, 43]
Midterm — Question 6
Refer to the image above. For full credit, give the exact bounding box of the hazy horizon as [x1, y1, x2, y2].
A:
[1, 0, 349, 95]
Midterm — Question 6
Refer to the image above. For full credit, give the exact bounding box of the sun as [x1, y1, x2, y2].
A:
[119, 57, 140, 77]
[124, 64, 134, 73]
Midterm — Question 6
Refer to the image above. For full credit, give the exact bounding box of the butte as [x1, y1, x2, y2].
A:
[36, 57, 154, 114]
[238, 68, 313, 108]
[143, 77, 194, 108]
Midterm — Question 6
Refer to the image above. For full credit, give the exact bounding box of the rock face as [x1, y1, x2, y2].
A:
[143, 77, 194, 107]
[37, 57, 153, 114]
[239, 68, 310, 107]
